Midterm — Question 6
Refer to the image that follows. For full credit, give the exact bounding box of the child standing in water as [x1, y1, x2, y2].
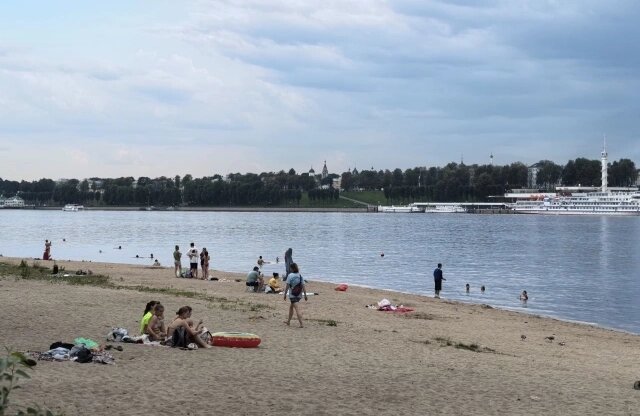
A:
[519, 290, 528, 302]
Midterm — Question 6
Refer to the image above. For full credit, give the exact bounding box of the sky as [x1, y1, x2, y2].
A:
[1, 0, 639, 181]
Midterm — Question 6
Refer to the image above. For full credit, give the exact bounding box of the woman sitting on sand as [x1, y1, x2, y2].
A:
[166, 306, 210, 348]
[140, 300, 159, 334]
[146, 303, 166, 341]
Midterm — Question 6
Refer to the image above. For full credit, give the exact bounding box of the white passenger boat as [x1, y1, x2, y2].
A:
[512, 192, 640, 215]
[423, 204, 467, 213]
[512, 144, 640, 216]
[378, 205, 423, 213]
[62, 204, 85, 212]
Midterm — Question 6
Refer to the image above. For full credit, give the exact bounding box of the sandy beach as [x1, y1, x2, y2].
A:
[0, 256, 638, 415]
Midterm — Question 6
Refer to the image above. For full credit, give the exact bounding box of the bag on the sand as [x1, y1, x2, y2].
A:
[291, 275, 303, 297]
[70, 346, 93, 363]
[171, 327, 189, 348]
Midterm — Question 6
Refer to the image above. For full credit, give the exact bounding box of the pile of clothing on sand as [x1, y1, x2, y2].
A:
[26, 338, 115, 365]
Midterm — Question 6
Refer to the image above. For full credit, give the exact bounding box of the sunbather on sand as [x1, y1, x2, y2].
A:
[140, 300, 159, 334]
[167, 306, 210, 349]
[268, 272, 282, 293]
[146, 303, 166, 341]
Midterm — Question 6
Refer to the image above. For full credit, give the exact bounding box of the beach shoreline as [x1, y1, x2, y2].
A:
[29, 206, 371, 213]
[0, 256, 638, 415]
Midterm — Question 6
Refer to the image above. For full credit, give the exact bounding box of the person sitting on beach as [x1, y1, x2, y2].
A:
[146, 303, 166, 341]
[140, 300, 159, 334]
[246, 266, 264, 292]
[183, 306, 204, 333]
[519, 290, 528, 302]
[152, 259, 161, 267]
[166, 306, 210, 349]
[267, 272, 282, 293]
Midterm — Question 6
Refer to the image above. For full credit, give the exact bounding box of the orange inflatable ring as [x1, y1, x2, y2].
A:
[210, 332, 261, 348]
[335, 284, 348, 291]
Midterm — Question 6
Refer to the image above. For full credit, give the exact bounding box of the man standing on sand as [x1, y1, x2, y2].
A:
[433, 263, 445, 298]
[188, 243, 199, 279]
[173, 245, 182, 278]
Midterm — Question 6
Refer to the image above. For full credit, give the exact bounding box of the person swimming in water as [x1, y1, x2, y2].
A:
[519, 290, 528, 302]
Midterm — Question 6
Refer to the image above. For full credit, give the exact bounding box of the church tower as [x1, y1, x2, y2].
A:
[322, 160, 328, 179]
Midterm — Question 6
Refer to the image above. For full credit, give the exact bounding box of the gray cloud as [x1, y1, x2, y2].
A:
[1, 0, 639, 180]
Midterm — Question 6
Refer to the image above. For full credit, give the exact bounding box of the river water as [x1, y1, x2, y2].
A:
[1, 210, 639, 334]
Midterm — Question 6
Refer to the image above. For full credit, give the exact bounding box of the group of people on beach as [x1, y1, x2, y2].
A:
[245, 248, 307, 327]
[173, 243, 210, 280]
[140, 300, 211, 348]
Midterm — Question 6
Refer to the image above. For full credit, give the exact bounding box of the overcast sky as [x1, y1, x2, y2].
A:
[1, 0, 639, 181]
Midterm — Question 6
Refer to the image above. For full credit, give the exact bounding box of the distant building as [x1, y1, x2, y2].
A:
[322, 161, 328, 179]
[527, 163, 540, 188]
[636, 170, 640, 186]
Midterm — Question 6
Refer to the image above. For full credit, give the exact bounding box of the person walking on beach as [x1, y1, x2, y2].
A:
[433, 263, 445, 298]
[284, 248, 293, 281]
[173, 245, 182, 278]
[188, 243, 199, 279]
[284, 262, 307, 327]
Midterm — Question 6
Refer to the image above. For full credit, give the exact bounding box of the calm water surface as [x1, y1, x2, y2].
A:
[1, 210, 639, 333]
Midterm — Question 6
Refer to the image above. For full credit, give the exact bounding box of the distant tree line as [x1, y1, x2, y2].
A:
[0, 158, 636, 206]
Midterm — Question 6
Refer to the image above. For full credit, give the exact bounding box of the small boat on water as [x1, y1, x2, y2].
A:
[62, 204, 85, 212]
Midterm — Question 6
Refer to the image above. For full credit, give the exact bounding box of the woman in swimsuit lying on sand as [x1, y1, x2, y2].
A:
[166, 306, 210, 349]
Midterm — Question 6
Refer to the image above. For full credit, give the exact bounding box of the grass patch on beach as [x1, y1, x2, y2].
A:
[307, 318, 339, 327]
[0, 261, 272, 312]
[432, 336, 497, 353]
[110, 285, 272, 312]
[1, 260, 111, 287]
